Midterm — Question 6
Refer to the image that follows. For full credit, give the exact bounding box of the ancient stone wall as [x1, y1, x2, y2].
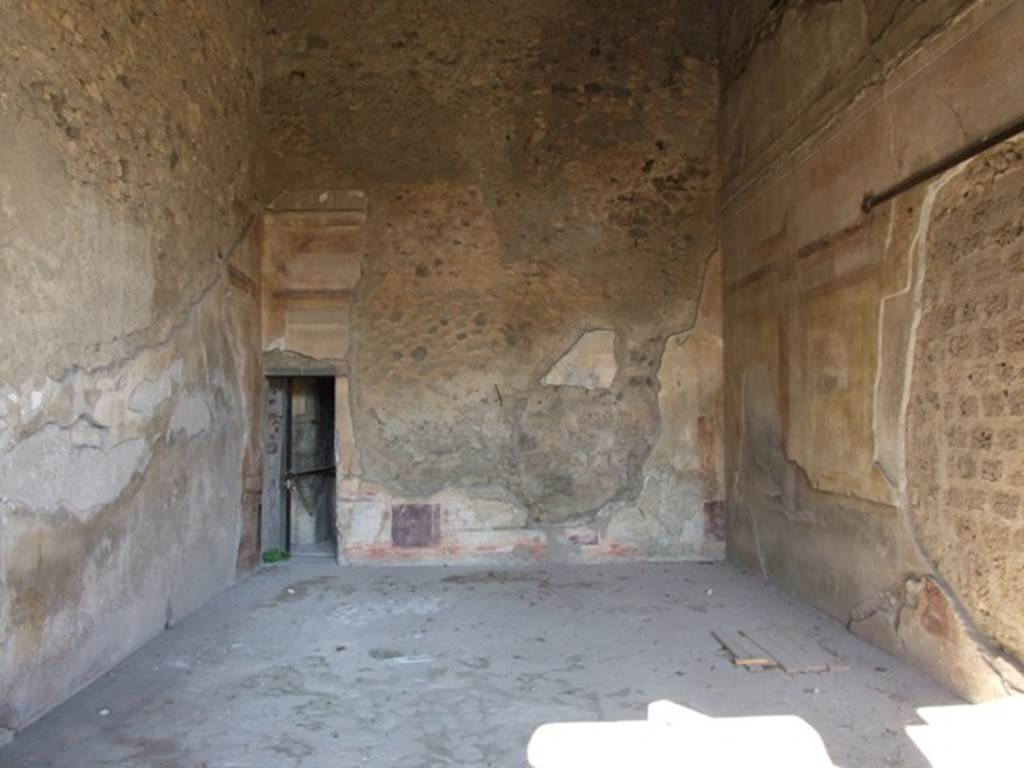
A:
[0, 1, 263, 731]
[906, 141, 1024, 667]
[261, 0, 726, 562]
[719, 0, 1024, 699]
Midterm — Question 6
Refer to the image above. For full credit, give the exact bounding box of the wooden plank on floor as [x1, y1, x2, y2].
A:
[784, 628, 838, 670]
[711, 629, 778, 668]
[742, 627, 833, 673]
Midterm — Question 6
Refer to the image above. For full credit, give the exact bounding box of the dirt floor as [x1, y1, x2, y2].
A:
[1, 560, 958, 767]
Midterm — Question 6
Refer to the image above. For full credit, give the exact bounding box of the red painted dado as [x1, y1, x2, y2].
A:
[343, 537, 549, 564]
[338, 495, 724, 564]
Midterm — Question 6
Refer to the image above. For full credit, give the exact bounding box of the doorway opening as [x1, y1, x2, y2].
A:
[262, 376, 337, 559]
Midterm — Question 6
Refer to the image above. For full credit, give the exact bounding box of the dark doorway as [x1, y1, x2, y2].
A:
[262, 377, 337, 558]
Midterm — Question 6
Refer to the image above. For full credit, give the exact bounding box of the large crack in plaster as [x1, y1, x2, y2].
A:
[722, 0, 1010, 219]
[0, 425, 148, 516]
[0, 254, 258, 727]
[746, 159, 1024, 698]
[341, 246, 724, 559]
[168, 390, 214, 439]
[30, 216, 253, 393]
[128, 360, 184, 416]
[0, 244, 248, 521]
[0, 217, 254, 481]
[540, 330, 617, 390]
[542, 248, 724, 554]
[868, 166, 1018, 690]
[888, 165, 963, 558]
[889, 163, 1024, 695]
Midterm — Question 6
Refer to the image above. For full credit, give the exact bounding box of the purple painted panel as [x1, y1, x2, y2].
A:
[392, 504, 441, 548]
[703, 500, 726, 542]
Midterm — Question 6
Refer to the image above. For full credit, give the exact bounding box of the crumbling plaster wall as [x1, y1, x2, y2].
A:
[720, 0, 1024, 699]
[261, 0, 726, 561]
[0, 1, 263, 732]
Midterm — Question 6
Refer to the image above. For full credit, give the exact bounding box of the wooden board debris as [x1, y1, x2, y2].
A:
[743, 628, 833, 673]
[711, 629, 778, 669]
[713, 627, 838, 673]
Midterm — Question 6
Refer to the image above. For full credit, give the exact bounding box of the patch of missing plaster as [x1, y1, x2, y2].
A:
[650, 330, 722, 473]
[899, 147, 1024, 689]
[734, 366, 780, 579]
[737, 366, 805, 517]
[874, 166, 964, 494]
[602, 468, 708, 555]
[648, 249, 723, 477]
[732, 362, 927, 602]
[887, 167, 990, 629]
[541, 330, 617, 390]
[734, 168, 1024, 701]
[849, 575, 1017, 702]
[68, 416, 107, 448]
[128, 359, 184, 416]
[0, 423, 148, 514]
[864, 171, 1020, 687]
[168, 391, 212, 438]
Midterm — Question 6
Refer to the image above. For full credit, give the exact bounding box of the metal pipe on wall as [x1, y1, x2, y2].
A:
[862, 114, 1024, 213]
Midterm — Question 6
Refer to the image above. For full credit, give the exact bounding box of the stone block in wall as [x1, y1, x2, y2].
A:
[268, 188, 368, 213]
[282, 244, 362, 290]
[261, 207, 366, 362]
[282, 300, 351, 361]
